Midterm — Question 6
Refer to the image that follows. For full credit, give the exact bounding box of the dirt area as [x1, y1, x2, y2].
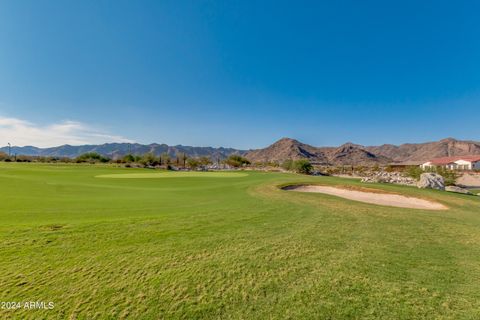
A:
[457, 173, 480, 188]
[283, 185, 447, 210]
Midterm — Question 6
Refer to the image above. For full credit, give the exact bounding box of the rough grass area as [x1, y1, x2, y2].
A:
[1, 163, 480, 319]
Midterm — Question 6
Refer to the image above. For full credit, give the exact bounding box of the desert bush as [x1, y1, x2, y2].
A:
[225, 155, 250, 168]
[139, 153, 159, 166]
[198, 156, 212, 166]
[385, 165, 396, 173]
[435, 167, 459, 186]
[16, 155, 33, 162]
[160, 153, 171, 166]
[405, 166, 459, 185]
[405, 166, 424, 180]
[0, 152, 9, 161]
[354, 166, 368, 175]
[281, 159, 294, 171]
[122, 154, 136, 163]
[292, 159, 313, 174]
[75, 152, 110, 163]
[186, 158, 200, 170]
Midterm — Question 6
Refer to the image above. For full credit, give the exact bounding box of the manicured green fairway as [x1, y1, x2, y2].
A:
[1, 163, 480, 319]
[96, 171, 249, 179]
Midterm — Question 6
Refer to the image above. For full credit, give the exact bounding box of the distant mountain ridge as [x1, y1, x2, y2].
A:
[245, 138, 391, 165]
[365, 138, 480, 162]
[2, 137, 480, 165]
[245, 137, 480, 165]
[0, 143, 246, 159]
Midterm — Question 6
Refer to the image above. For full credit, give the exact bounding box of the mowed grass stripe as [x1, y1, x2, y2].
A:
[0, 162, 480, 319]
[96, 171, 249, 179]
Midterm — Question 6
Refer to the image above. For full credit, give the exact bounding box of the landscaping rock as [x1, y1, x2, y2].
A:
[445, 186, 472, 195]
[361, 172, 416, 186]
[417, 173, 445, 190]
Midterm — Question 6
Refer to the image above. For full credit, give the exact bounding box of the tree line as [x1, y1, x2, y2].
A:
[0, 151, 252, 169]
[0, 151, 318, 174]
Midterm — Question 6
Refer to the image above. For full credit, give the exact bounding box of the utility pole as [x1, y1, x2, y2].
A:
[7, 142, 11, 157]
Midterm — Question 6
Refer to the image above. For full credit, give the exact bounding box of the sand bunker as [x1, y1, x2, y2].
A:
[283, 185, 447, 210]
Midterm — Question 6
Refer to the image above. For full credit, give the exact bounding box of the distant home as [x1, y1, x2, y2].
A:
[420, 156, 480, 171]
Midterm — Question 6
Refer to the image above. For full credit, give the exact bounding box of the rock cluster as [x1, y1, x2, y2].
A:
[445, 186, 472, 195]
[361, 172, 416, 186]
[417, 173, 445, 190]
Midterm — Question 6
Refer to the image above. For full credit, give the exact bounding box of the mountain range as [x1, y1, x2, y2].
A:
[2, 137, 480, 166]
[0, 143, 245, 160]
[245, 137, 480, 165]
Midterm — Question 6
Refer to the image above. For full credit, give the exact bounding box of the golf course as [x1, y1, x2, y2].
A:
[1, 162, 480, 319]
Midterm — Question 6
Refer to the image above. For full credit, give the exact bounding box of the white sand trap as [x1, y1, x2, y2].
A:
[284, 185, 447, 210]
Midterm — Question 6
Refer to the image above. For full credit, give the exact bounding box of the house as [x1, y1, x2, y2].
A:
[421, 156, 480, 171]
[454, 156, 480, 170]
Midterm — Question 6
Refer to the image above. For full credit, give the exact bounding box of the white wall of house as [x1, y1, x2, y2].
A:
[454, 159, 472, 170]
[420, 162, 433, 170]
[421, 160, 480, 170]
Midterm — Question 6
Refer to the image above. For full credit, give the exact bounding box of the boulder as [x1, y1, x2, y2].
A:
[445, 186, 472, 195]
[417, 173, 445, 190]
[360, 172, 416, 186]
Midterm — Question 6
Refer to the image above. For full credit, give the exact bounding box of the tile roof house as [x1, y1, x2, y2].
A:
[421, 156, 480, 171]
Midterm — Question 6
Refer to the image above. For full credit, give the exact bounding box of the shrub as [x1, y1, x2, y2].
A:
[292, 159, 313, 174]
[405, 166, 424, 180]
[281, 159, 294, 171]
[75, 152, 110, 163]
[186, 158, 200, 170]
[160, 153, 171, 165]
[225, 155, 250, 168]
[122, 154, 136, 163]
[198, 156, 212, 167]
[139, 153, 159, 166]
[435, 167, 459, 186]
[405, 166, 459, 185]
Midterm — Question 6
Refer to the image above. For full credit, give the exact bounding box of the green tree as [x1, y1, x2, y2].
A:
[406, 165, 459, 186]
[435, 167, 459, 186]
[122, 154, 135, 163]
[186, 158, 200, 170]
[198, 156, 212, 167]
[140, 153, 158, 166]
[405, 166, 424, 180]
[75, 152, 110, 163]
[292, 159, 313, 174]
[225, 155, 250, 168]
[161, 152, 171, 166]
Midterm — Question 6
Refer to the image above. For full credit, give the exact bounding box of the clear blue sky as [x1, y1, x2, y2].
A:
[0, 0, 479, 149]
